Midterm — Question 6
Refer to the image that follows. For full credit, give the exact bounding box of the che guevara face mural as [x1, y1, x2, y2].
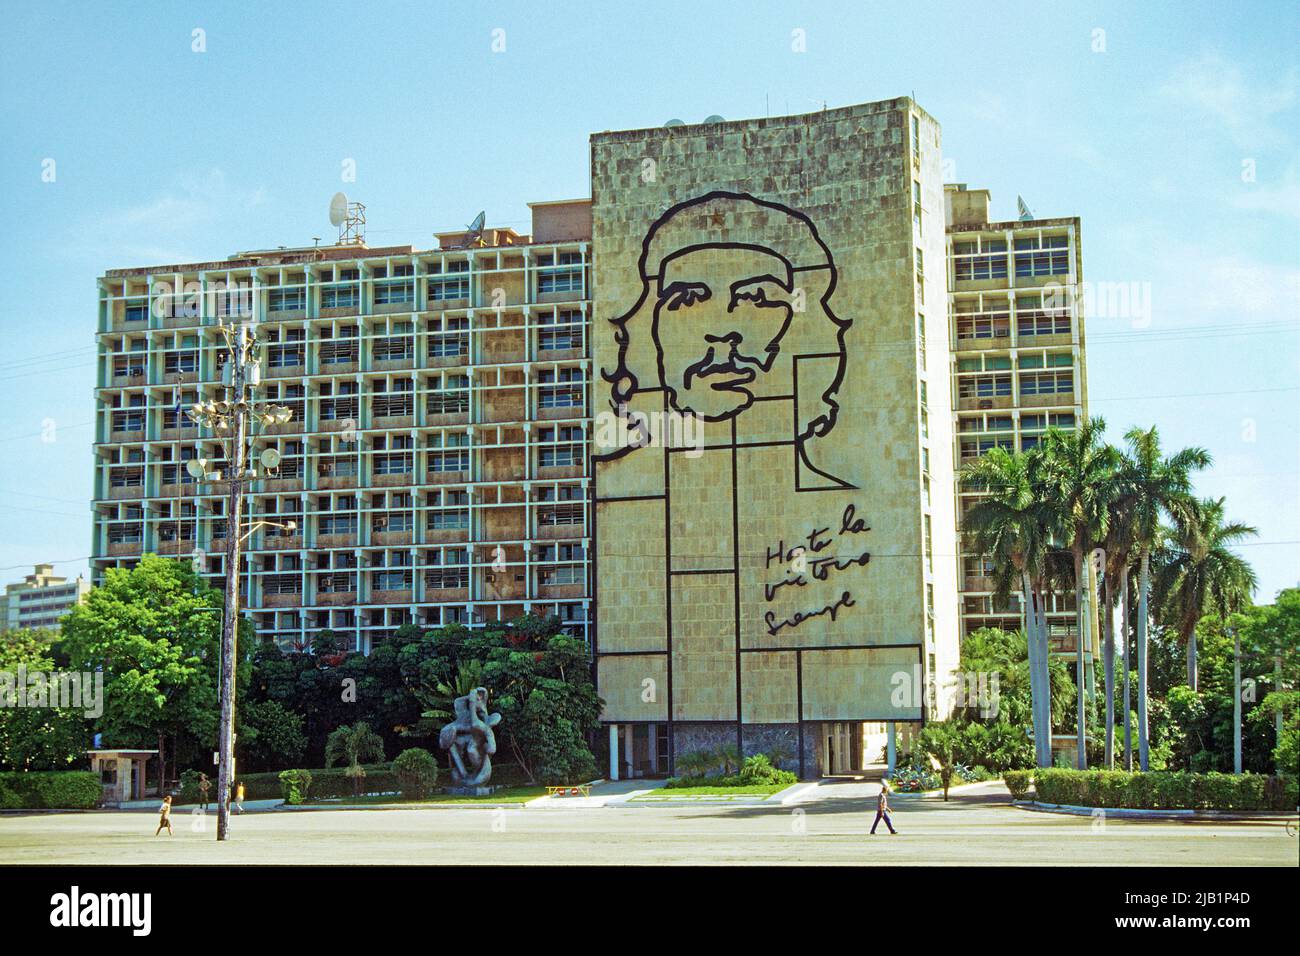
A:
[602, 190, 852, 476]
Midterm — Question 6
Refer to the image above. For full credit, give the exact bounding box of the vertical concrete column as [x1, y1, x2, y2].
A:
[624, 724, 634, 779]
[648, 726, 659, 774]
[886, 722, 897, 778]
[608, 723, 619, 781]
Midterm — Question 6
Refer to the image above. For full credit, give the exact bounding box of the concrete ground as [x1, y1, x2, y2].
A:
[2, 781, 1294, 865]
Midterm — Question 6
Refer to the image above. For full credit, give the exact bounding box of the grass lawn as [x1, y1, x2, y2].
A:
[302, 786, 549, 806]
[635, 784, 789, 798]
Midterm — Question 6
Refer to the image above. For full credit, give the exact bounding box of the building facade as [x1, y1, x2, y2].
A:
[89, 98, 1089, 778]
[92, 201, 594, 653]
[590, 99, 961, 778]
[0, 564, 91, 633]
[945, 184, 1090, 657]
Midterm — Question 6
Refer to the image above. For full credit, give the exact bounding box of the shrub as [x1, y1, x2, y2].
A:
[738, 754, 796, 786]
[1003, 769, 1033, 800]
[0, 771, 100, 809]
[890, 765, 939, 792]
[278, 769, 313, 805]
[393, 748, 438, 799]
[1032, 768, 1297, 810]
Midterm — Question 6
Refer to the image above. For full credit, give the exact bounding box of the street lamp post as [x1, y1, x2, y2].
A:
[187, 321, 293, 841]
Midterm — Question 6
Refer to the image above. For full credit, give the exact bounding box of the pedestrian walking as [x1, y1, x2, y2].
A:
[198, 772, 211, 811]
[870, 780, 897, 835]
[235, 781, 246, 815]
[154, 795, 174, 837]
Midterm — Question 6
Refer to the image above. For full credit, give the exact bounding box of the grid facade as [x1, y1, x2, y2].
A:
[92, 204, 593, 652]
[945, 185, 1090, 654]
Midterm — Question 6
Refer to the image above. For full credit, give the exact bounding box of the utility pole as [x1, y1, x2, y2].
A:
[187, 321, 293, 842]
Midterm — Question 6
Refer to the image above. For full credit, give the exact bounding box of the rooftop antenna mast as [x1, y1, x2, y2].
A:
[330, 191, 366, 245]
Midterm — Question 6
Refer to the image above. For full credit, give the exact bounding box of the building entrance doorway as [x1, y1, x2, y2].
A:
[818, 722, 863, 776]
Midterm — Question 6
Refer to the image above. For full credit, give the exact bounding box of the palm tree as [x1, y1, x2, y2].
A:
[1116, 426, 1209, 770]
[961, 446, 1055, 768]
[418, 659, 485, 725]
[1154, 496, 1258, 691]
[1098, 498, 1138, 769]
[1040, 417, 1121, 769]
[325, 721, 387, 797]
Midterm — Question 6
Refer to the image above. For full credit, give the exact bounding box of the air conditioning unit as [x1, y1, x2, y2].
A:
[978, 400, 993, 409]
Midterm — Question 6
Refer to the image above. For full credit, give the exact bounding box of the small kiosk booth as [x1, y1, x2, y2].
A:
[87, 749, 159, 806]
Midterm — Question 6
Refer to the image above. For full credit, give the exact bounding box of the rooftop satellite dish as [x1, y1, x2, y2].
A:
[464, 210, 486, 247]
[186, 458, 207, 480]
[663, 118, 685, 128]
[329, 192, 349, 228]
[703, 114, 725, 124]
[260, 448, 282, 471]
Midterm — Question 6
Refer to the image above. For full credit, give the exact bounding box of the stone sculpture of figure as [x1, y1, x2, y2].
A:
[438, 686, 502, 788]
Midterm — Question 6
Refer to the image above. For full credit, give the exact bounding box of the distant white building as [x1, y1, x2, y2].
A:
[0, 564, 90, 633]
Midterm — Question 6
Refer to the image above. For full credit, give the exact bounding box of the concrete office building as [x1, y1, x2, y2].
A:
[92, 201, 594, 652]
[0, 564, 91, 633]
[945, 185, 1090, 657]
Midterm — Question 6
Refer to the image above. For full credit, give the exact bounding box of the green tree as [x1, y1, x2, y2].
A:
[1113, 426, 1209, 770]
[1154, 497, 1257, 691]
[0, 629, 89, 771]
[58, 555, 249, 789]
[918, 721, 962, 800]
[392, 747, 439, 799]
[465, 615, 603, 784]
[240, 699, 307, 772]
[324, 721, 386, 797]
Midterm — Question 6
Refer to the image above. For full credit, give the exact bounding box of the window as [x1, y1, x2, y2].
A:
[952, 238, 1009, 281]
[427, 509, 469, 530]
[957, 375, 1013, 399]
[429, 318, 469, 357]
[1014, 236, 1069, 278]
[429, 450, 469, 473]
[318, 514, 358, 536]
[1019, 370, 1074, 396]
[374, 453, 413, 475]
[539, 503, 583, 526]
[372, 513, 413, 534]
[263, 575, 301, 595]
[373, 336, 413, 362]
[269, 289, 305, 312]
[426, 567, 469, 589]
[374, 279, 414, 306]
[322, 286, 359, 309]
[537, 252, 583, 295]
[539, 565, 582, 586]
[124, 302, 148, 323]
[429, 276, 470, 301]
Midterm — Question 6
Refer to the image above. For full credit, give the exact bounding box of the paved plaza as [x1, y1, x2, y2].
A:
[1, 783, 1294, 866]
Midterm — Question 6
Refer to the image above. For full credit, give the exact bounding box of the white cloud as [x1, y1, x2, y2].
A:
[1159, 50, 1298, 150]
[74, 169, 269, 266]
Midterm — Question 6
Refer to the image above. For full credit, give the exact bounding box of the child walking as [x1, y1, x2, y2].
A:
[154, 794, 174, 836]
[870, 780, 898, 835]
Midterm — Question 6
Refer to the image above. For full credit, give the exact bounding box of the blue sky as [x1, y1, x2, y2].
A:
[1, 1, 1296, 600]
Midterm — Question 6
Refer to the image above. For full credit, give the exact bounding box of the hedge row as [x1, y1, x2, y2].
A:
[1029, 769, 1297, 811]
[178, 760, 532, 804]
[179, 763, 400, 803]
[0, 771, 101, 809]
